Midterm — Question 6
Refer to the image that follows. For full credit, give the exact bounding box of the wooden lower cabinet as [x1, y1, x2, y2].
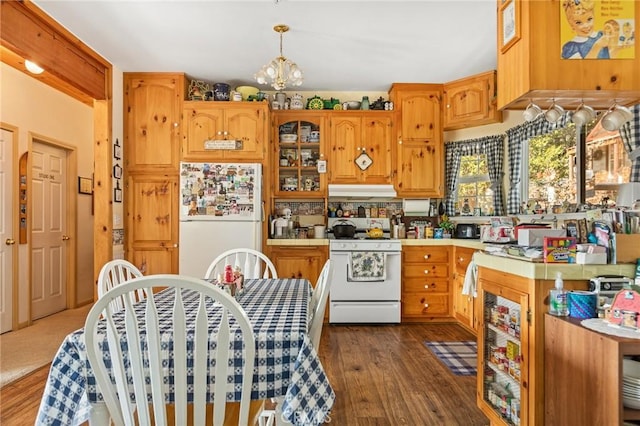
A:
[268, 245, 328, 285]
[452, 246, 478, 333]
[401, 246, 452, 322]
[476, 267, 589, 426]
[545, 315, 640, 426]
[125, 174, 179, 274]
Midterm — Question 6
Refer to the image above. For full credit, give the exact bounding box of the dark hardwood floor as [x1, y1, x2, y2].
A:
[0, 323, 487, 425]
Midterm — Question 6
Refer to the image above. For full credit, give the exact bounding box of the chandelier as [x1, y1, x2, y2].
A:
[254, 24, 303, 91]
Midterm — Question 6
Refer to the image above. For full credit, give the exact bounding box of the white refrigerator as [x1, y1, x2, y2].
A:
[179, 162, 262, 278]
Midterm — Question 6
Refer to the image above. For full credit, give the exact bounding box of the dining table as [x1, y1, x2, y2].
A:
[36, 277, 335, 426]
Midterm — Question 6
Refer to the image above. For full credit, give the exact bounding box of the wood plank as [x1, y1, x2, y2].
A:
[1, 323, 488, 425]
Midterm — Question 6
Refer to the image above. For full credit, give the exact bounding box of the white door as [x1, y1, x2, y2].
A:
[0, 128, 15, 333]
[31, 142, 68, 320]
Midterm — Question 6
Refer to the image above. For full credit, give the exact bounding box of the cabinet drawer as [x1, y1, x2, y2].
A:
[404, 277, 449, 293]
[403, 263, 450, 279]
[403, 293, 450, 316]
[454, 247, 476, 274]
[404, 247, 449, 264]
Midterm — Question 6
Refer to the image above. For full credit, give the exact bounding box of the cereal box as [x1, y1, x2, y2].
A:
[543, 237, 577, 263]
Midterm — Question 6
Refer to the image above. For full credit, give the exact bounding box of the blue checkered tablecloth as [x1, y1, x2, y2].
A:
[36, 278, 335, 426]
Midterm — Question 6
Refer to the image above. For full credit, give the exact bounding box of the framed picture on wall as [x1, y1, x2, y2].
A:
[78, 176, 93, 195]
[113, 144, 122, 160]
[113, 164, 122, 179]
[499, 0, 520, 53]
[114, 187, 122, 203]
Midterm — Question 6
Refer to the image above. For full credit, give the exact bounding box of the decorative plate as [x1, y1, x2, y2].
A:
[308, 98, 324, 110]
[355, 152, 373, 171]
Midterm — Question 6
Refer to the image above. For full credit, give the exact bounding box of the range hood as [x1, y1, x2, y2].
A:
[328, 184, 397, 199]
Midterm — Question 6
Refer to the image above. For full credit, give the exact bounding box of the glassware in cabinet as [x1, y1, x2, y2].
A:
[274, 114, 326, 197]
[479, 282, 529, 426]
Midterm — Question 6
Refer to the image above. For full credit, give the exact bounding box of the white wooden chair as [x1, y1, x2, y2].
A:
[84, 274, 257, 426]
[205, 248, 278, 280]
[97, 259, 145, 313]
[308, 259, 333, 350]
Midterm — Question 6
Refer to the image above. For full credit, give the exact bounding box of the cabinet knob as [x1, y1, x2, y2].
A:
[5, 238, 15, 245]
[424, 284, 429, 289]
[423, 254, 430, 260]
[459, 257, 464, 262]
[424, 304, 429, 308]
[398, 139, 403, 145]
[424, 270, 429, 274]
[62, 235, 70, 241]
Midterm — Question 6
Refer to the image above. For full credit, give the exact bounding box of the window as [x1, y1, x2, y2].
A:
[456, 154, 494, 216]
[521, 121, 630, 212]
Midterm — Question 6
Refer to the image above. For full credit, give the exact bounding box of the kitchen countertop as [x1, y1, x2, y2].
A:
[474, 251, 636, 280]
[266, 238, 484, 248]
[266, 238, 638, 280]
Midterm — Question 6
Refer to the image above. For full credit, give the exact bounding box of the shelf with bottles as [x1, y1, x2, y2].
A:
[482, 291, 523, 426]
[483, 367, 521, 426]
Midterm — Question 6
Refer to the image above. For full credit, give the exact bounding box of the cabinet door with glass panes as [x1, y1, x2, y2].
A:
[477, 280, 529, 426]
[274, 112, 327, 198]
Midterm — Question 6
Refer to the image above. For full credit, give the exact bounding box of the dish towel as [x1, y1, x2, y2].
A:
[462, 252, 478, 298]
[348, 252, 386, 281]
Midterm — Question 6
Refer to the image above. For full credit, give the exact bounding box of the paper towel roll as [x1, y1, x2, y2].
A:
[568, 291, 598, 319]
[403, 199, 431, 215]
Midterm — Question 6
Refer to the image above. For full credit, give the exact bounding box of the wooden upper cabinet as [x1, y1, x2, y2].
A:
[182, 102, 267, 161]
[329, 112, 393, 184]
[389, 83, 443, 197]
[443, 70, 502, 130]
[273, 112, 327, 197]
[124, 73, 185, 172]
[497, 0, 640, 110]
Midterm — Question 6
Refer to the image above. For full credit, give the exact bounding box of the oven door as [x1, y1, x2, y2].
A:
[329, 251, 401, 301]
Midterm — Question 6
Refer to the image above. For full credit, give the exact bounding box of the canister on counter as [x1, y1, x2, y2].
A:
[425, 225, 434, 238]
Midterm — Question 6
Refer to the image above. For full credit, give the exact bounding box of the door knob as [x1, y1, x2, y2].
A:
[5, 238, 15, 245]
[62, 235, 70, 240]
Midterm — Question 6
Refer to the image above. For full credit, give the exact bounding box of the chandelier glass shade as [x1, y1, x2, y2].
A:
[254, 25, 303, 91]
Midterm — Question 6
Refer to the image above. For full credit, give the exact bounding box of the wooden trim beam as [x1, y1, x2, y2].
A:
[0, 0, 109, 102]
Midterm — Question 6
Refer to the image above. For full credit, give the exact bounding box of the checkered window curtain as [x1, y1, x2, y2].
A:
[505, 113, 571, 215]
[619, 104, 640, 182]
[444, 135, 506, 216]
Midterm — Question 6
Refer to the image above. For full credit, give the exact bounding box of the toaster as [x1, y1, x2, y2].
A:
[455, 223, 480, 239]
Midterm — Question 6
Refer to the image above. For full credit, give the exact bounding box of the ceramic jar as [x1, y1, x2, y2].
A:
[213, 83, 230, 101]
[290, 94, 304, 110]
[361, 96, 370, 110]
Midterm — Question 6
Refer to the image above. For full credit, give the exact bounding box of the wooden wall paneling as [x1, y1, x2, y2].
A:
[93, 100, 112, 301]
[0, 0, 109, 103]
[498, 0, 640, 110]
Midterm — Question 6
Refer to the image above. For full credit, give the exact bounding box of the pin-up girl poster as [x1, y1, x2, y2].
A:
[560, 0, 635, 59]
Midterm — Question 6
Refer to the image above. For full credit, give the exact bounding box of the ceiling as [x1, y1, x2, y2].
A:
[31, 0, 498, 93]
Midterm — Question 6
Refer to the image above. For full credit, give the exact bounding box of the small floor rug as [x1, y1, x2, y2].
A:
[424, 340, 477, 376]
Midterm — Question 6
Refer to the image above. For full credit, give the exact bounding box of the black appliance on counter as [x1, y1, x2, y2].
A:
[455, 223, 480, 239]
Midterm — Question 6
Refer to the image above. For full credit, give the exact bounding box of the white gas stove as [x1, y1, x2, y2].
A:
[328, 217, 401, 324]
